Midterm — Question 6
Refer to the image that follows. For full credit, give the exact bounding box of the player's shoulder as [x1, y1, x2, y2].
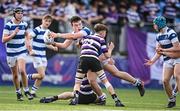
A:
[21, 21, 28, 25]
[82, 27, 91, 35]
[166, 27, 176, 34]
[5, 20, 13, 26]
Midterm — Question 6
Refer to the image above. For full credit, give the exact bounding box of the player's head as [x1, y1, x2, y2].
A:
[42, 14, 53, 28]
[153, 16, 166, 31]
[70, 16, 83, 32]
[13, 7, 24, 21]
[94, 23, 108, 38]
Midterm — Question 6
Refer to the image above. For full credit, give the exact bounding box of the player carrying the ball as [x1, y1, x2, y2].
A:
[26, 14, 58, 97]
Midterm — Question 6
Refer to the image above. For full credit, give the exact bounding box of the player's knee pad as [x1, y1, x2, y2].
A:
[104, 81, 112, 89]
[97, 70, 107, 81]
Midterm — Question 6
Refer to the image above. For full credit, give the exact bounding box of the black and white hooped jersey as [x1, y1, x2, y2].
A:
[3, 20, 28, 57]
[80, 34, 108, 59]
[79, 76, 93, 95]
[156, 27, 179, 61]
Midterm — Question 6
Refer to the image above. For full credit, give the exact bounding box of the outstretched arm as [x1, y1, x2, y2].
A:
[145, 53, 161, 66]
[50, 32, 85, 39]
[46, 44, 58, 51]
[54, 39, 73, 48]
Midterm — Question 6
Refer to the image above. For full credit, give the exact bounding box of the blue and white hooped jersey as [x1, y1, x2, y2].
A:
[156, 27, 179, 61]
[30, 26, 48, 58]
[3, 20, 28, 57]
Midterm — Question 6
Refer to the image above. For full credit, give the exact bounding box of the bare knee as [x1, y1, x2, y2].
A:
[38, 74, 45, 80]
[19, 68, 26, 76]
[13, 74, 18, 80]
[162, 78, 170, 85]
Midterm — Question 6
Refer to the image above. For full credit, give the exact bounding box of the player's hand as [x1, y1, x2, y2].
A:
[29, 51, 35, 56]
[12, 27, 19, 36]
[144, 59, 154, 66]
[53, 47, 58, 51]
[108, 42, 114, 50]
[108, 58, 115, 65]
[49, 32, 58, 38]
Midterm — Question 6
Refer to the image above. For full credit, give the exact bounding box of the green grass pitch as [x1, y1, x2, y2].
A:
[0, 86, 179, 111]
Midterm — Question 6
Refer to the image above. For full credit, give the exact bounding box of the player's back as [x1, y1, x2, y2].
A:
[80, 34, 107, 59]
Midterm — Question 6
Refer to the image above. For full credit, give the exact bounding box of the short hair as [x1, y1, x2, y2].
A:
[94, 24, 108, 33]
[43, 14, 53, 20]
[70, 16, 82, 24]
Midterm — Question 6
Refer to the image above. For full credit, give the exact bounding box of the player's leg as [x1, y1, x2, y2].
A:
[40, 92, 73, 103]
[17, 57, 33, 100]
[172, 84, 178, 97]
[69, 71, 86, 105]
[87, 71, 106, 105]
[7, 57, 23, 101]
[90, 58, 124, 107]
[162, 65, 174, 108]
[30, 66, 46, 97]
[103, 64, 145, 96]
[96, 70, 124, 107]
[174, 63, 180, 95]
[11, 65, 23, 101]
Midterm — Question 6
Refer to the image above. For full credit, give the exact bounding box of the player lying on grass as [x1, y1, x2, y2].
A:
[39, 75, 106, 105]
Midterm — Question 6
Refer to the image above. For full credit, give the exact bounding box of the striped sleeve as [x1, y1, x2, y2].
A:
[3, 23, 10, 35]
[80, 27, 91, 36]
[30, 28, 38, 38]
[169, 30, 178, 43]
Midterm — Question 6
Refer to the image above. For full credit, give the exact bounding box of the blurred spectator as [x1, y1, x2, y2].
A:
[87, 1, 104, 26]
[0, 0, 8, 18]
[105, 3, 120, 53]
[140, 0, 160, 32]
[163, 0, 179, 29]
[117, 1, 128, 55]
[18, 0, 33, 29]
[30, 0, 50, 27]
[126, 2, 141, 28]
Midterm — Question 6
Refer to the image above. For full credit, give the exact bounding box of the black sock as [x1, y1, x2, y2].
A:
[53, 96, 58, 101]
[111, 94, 120, 102]
[74, 90, 79, 98]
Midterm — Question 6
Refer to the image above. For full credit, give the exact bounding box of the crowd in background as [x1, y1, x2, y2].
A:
[0, 0, 180, 56]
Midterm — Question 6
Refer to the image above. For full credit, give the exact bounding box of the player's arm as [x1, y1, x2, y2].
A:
[50, 31, 85, 39]
[160, 32, 180, 52]
[25, 29, 32, 50]
[50, 28, 90, 39]
[46, 44, 58, 51]
[145, 53, 161, 66]
[100, 39, 111, 59]
[2, 27, 19, 43]
[161, 42, 180, 52]
[99, 42, 114, 58]
[26, 28, 38, 55]
[54, 39, 73, 48]
[161, 52, 180, 58]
